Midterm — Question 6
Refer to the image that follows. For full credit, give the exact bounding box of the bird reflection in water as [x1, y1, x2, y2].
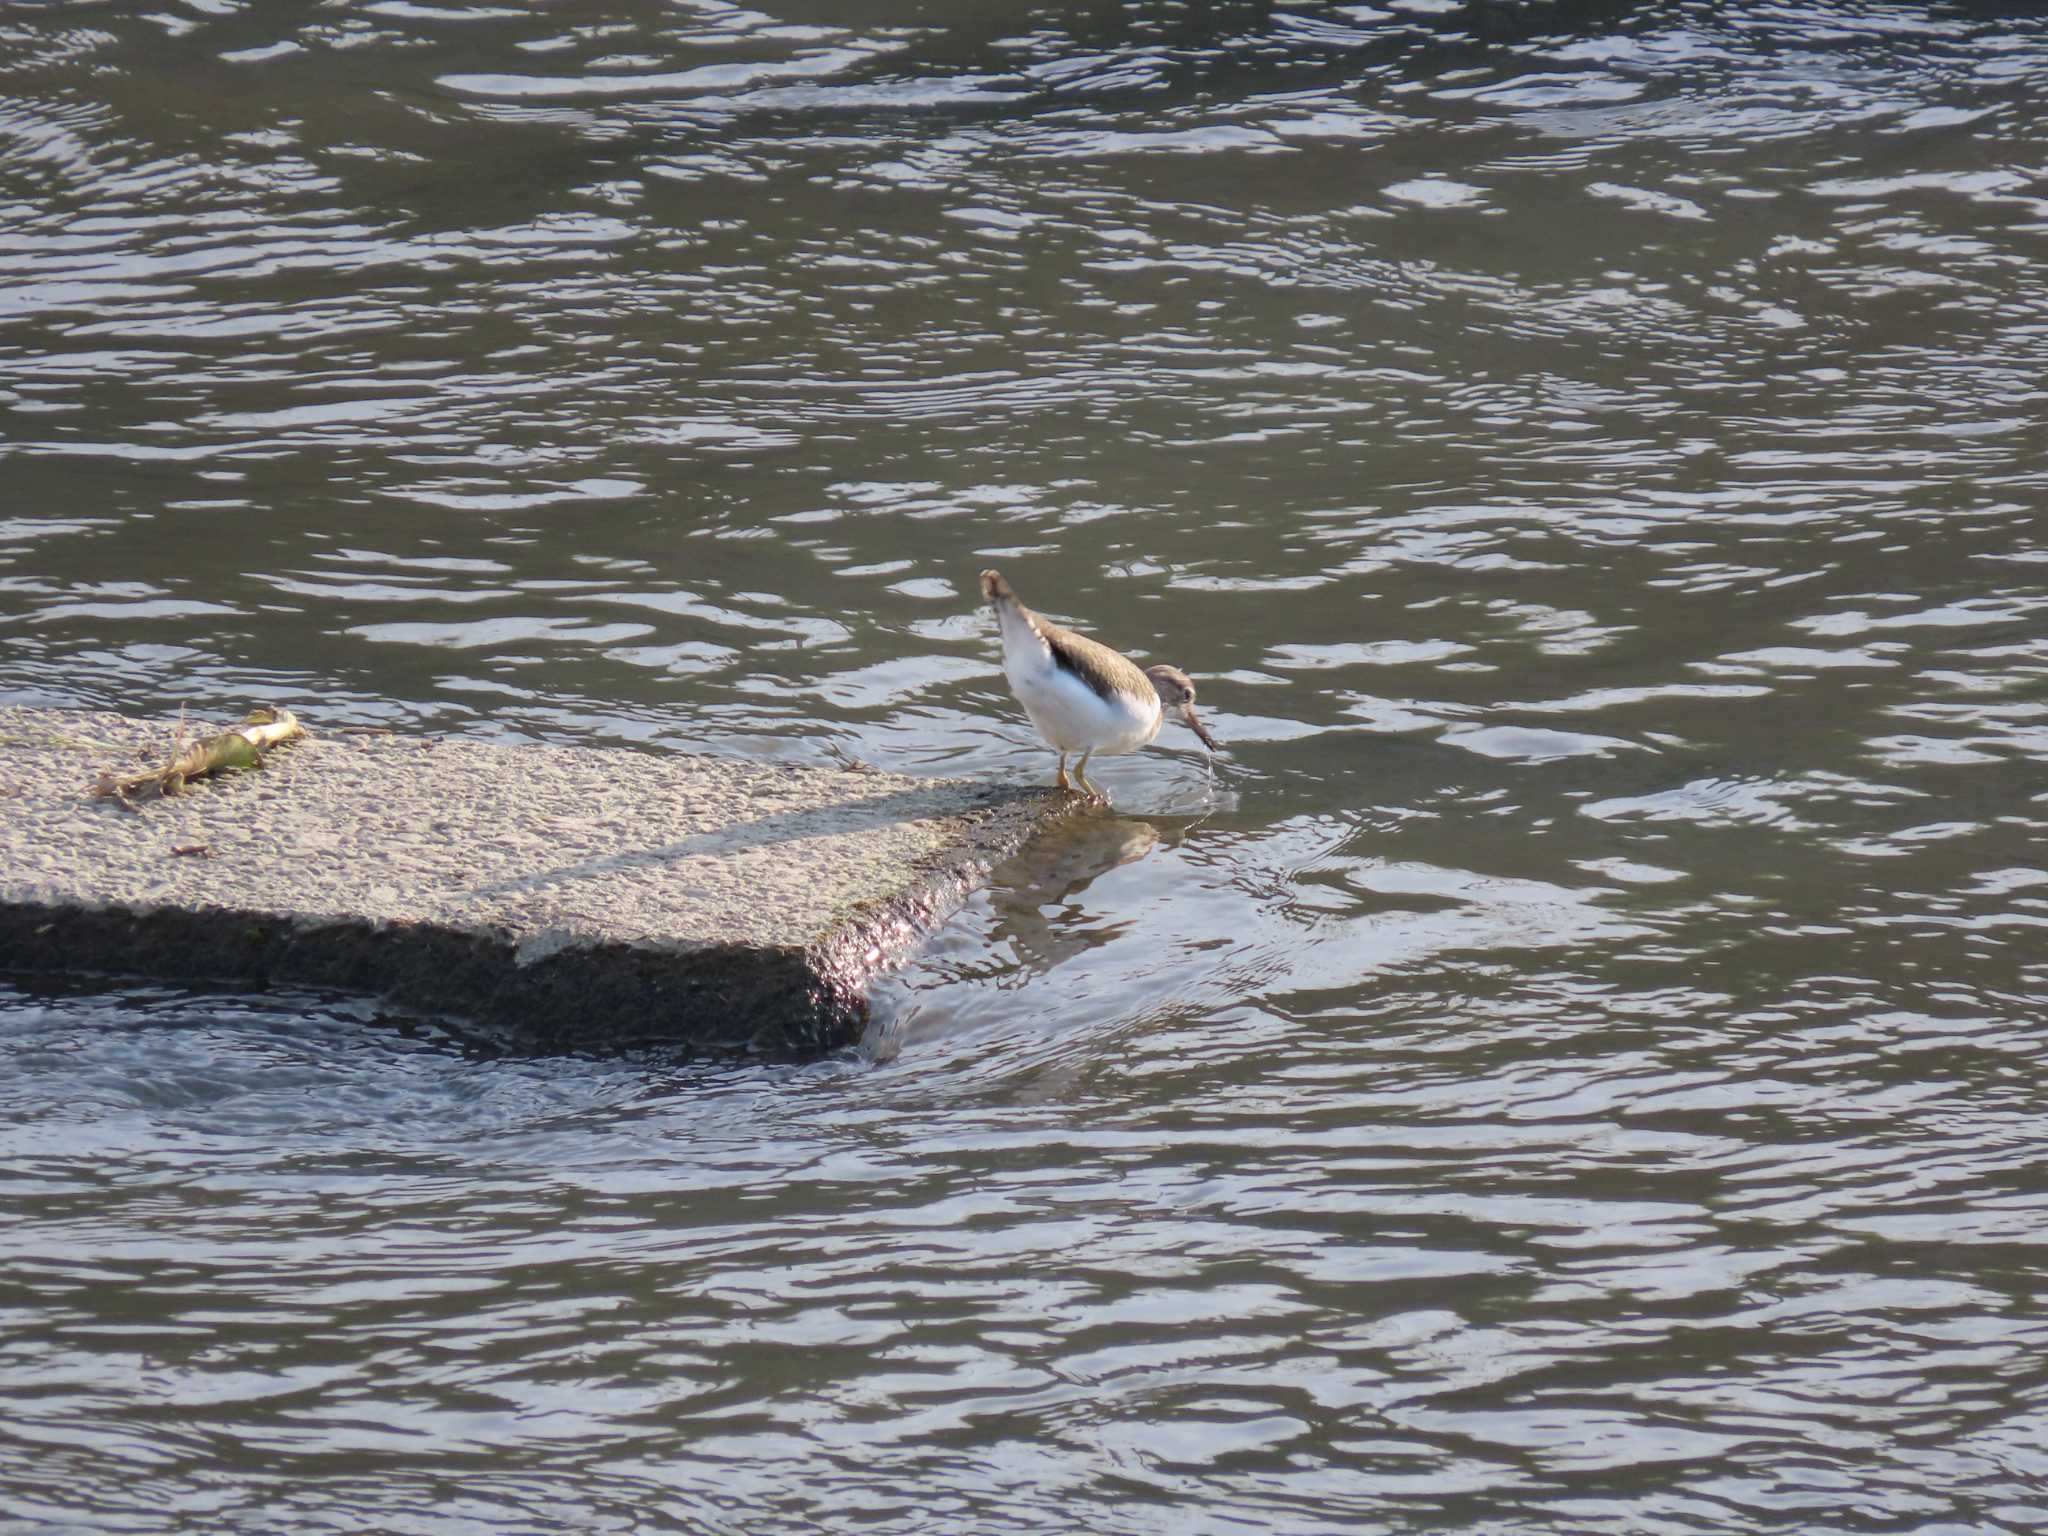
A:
[867, 814, 1167, 1060]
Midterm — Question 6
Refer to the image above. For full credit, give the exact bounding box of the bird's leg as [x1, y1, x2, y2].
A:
[1073, 749, 1103, 803]
[1055, 752, 1071, 791]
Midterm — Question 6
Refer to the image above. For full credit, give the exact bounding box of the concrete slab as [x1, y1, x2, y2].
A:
[0, 708, 1071, 1054]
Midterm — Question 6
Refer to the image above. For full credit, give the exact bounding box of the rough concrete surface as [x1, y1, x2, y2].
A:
[0, 708, 1071, 1053]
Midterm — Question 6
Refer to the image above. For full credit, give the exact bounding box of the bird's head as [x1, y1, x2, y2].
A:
[1145, 664, 1219, 753]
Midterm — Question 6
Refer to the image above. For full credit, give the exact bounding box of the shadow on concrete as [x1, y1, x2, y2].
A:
[467, 783, 1033, 898]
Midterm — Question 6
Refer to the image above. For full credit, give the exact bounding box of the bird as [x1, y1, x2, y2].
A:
[982, 568, 1218, 800]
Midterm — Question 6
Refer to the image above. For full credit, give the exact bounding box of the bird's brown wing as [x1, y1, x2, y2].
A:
[1036, 615, 1153, 706]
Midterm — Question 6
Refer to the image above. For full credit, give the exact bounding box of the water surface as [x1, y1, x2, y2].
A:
[4, 2, 2047, 1531]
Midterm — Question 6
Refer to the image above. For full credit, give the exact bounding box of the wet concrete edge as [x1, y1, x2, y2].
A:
[0, 753, 1076, 1058]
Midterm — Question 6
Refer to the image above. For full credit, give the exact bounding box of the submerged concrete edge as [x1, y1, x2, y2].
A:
[0, 900, 829, 1054]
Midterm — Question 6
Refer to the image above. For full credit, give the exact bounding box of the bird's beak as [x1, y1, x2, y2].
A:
[1181, 701, 1219, 754]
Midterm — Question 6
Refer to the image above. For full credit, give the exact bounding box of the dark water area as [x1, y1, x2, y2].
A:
[4, 2, 2048, 1531]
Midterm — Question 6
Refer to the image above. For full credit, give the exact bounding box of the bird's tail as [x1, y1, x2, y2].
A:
[981, 568, 1041, 655]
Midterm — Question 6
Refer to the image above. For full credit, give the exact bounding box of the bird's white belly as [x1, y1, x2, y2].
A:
[1008, 651, 1160, 755]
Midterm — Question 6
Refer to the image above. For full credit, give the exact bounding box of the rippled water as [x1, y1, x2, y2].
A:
[5, 2, 2048, 1531]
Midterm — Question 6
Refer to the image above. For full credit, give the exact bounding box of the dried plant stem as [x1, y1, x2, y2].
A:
[93, 707, 305, 807]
